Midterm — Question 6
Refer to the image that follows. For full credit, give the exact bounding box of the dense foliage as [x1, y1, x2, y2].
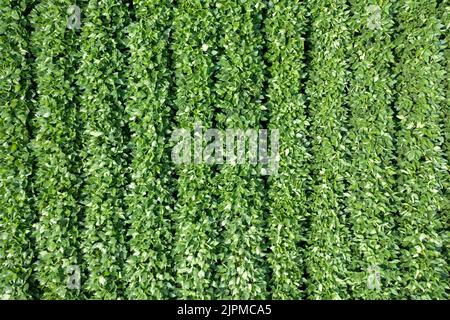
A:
[265, 0, 309, 299]
[0, 0, 448, 299]
[0, 0, 34, 299]
[124, 0, 174, 299]
[393, 0, 448, 299]
[345, 0, 398, 299]
[77, 0, 130, 298]
[303, 0, 352, 299]
[30, 0, 82, 299]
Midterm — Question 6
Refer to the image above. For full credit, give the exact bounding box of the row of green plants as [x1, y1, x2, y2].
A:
[77, 0, 130, 298]
[171, 0, 219, 299]
[393, 0, 448, 299]
[265, 0, 309, 299]
[212, 0, 269, 299]
[30, 0, 83, 299]
[345, 0, 398, 299]
[0, 0, 448, 299]
[0, 0, 34, 299]
[124, 0, 175, 299]
[303, 0, 352, 299]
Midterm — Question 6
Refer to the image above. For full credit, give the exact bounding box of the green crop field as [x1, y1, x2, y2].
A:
[0, 0, 448, 300]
